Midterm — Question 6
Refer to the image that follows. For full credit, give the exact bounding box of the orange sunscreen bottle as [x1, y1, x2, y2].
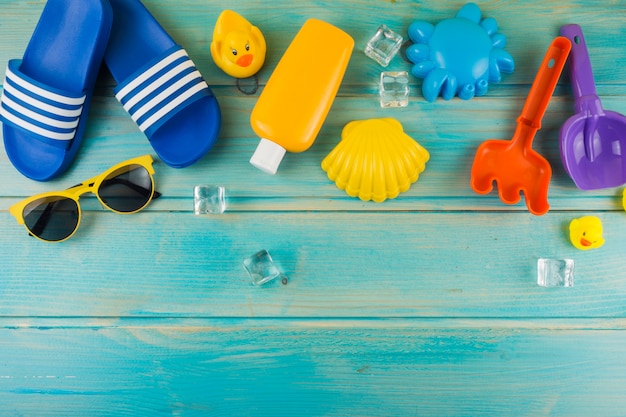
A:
[249, 19, 354, 174]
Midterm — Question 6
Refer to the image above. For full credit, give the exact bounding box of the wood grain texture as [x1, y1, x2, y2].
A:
[1, 211, 626, 318]
[1, 0, 626, 415]
[1, 320, 626, 416]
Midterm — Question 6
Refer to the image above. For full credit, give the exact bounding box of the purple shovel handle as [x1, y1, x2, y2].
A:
[559, 24, 603, 114]
[560, 24, 604, 161]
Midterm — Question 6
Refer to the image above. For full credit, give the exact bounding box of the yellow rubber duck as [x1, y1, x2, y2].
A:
[210, 10, 266, 78]
[569, 215, 605, 250]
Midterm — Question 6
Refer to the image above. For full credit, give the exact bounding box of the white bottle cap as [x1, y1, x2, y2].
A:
[250, 138, 287, 175]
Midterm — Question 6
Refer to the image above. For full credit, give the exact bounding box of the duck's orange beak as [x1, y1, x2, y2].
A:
[236, 54, 253, 67]
[580, 237, 592, 247]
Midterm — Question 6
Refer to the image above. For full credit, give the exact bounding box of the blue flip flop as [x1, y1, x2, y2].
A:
[104, 0, 221, 168]
[0, 0, 113, 181]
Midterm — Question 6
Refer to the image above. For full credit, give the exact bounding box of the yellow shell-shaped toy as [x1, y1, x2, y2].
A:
[321, 118, 430, 202]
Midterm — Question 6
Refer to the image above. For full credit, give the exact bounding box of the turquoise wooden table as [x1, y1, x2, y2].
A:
[2, 0, 626, 415]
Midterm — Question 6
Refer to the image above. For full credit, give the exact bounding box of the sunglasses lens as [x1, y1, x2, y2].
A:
[23, 196, 79, 242]
[99, 164, 154, 213]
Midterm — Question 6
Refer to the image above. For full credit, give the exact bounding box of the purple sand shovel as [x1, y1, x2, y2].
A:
[559, 24, 626, 190]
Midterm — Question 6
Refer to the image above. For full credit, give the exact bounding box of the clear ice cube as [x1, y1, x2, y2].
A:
[379, 71, 409, 108]
[537, 258, 574, 287]
[365, 24, 403, 67]
[243, 249, 286, 286]
[194, 185, 226, 215]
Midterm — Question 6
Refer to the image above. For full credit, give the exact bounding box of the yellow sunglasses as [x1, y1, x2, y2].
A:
[10, 154, 160, 242]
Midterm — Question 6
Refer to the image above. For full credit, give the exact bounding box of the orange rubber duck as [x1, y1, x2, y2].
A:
[210, 10, 266, 78]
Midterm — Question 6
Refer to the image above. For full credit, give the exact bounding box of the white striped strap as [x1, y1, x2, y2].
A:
[0, 59, 85, 148]
[114, 46, 212, 138]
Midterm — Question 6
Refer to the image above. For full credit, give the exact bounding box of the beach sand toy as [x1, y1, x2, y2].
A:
[470, 37, 571, 215]
[559, 24, 626, 190]
[321, 118, 429, 202]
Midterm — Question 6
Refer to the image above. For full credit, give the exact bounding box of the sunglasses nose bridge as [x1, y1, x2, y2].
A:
[67, 181, 97, 198]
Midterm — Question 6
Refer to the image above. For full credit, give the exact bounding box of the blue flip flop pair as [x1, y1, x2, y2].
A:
[0, 0, 221, 181]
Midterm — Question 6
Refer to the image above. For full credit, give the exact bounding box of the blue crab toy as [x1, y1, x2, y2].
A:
[406, 2, 514, 102]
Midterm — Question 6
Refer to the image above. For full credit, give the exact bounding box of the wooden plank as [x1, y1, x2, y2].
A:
[1, 211, 625, 318]
[1, 1, 625, 85]
[1, 91, 625, 211]
[1, 319, 625, 416]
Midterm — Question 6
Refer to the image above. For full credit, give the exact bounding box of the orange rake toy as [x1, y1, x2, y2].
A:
[470, 37, 571, 215]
